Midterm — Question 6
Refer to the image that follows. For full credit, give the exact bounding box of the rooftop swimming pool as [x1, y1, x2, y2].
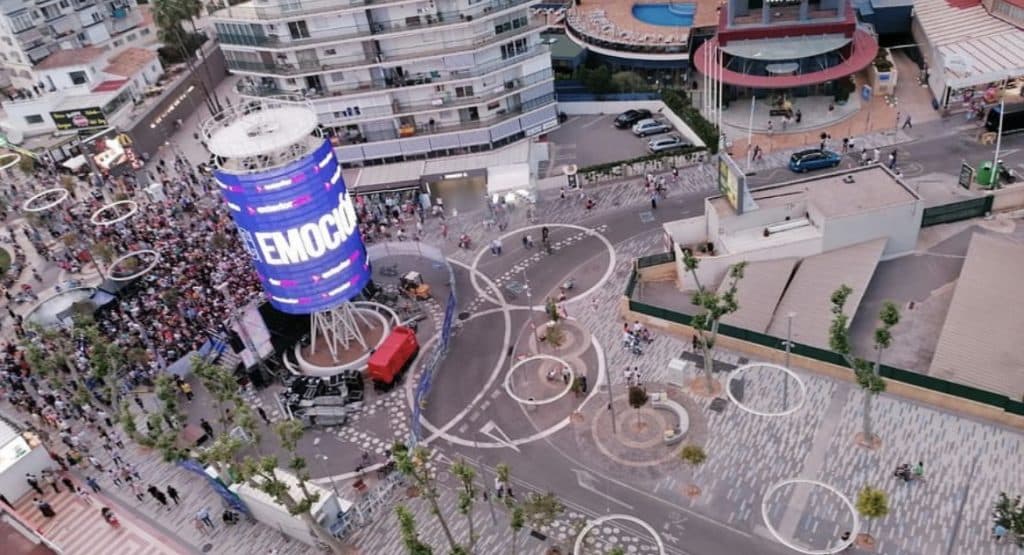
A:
[631, 3, 697, 27]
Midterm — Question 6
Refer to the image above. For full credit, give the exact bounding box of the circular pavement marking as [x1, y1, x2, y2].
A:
[574, 514, 665, 555]
[726, 363, 808, 417]
[468, 223, 616, 307]
[504, 354, 575, 406]
[90, 200, 139, 226]
[22, 188, 68, 212]
[761, 479, 859, 555]
[108, 249, 160, 281]
[0, 153, 21, 171]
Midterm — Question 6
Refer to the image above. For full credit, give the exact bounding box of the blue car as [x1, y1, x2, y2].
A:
[788, 149, 842, 172]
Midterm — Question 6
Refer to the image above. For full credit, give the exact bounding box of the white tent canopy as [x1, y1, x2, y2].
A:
[487, 163, 531, 195]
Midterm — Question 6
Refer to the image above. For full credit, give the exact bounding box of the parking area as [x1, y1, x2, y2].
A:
[545, 113, 678, 175]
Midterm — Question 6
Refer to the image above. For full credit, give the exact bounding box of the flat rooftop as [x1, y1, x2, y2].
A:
[929, 233, 1024, 398]
[710, 165, 919, 220]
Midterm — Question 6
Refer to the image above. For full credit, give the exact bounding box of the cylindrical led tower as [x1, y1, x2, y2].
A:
[202, 98, 371, 356]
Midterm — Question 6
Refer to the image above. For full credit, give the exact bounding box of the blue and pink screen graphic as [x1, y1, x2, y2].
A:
[214, 139, 370, 314]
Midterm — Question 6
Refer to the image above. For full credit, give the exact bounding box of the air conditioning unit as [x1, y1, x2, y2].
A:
[764, 218, 810, 236]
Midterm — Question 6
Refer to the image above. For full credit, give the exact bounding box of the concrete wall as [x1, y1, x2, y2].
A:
[675, 235, 822, 290]
[620, 300, 1024, 430]
[663, 216, 707, 247]
[558, 100, 705, 148]
[820, 200, 922, 258]
[992, 186, 1024, 211]
[0, 446, 56, 501]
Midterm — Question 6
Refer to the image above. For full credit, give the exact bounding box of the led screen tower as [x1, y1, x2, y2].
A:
[202, 98, 371, 358]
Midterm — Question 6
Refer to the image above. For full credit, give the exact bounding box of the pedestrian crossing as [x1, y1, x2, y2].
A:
[11, 487, 183, 555]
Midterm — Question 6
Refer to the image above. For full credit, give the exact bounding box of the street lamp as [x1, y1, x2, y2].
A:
[312, 437, 341, 498]
[782, 312, 795, 410]
[606, 364, 617, 435]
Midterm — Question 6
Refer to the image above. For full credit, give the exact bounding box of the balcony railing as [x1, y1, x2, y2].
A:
[217, 0, 535, 49]
[224, 20, 545, 76]
[337, 92, 555, 145]
[235, 45, 548, 98]
[213, 0, 377, 21]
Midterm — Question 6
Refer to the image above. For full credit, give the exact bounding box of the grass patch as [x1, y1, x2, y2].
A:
[0, 247, 10, 275]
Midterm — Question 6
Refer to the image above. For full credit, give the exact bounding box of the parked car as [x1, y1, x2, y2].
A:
[614, 109, 652, 128]
[631, 118, 671, 137]
[788, 149, 842, 172]
[648, 134, 690, 153]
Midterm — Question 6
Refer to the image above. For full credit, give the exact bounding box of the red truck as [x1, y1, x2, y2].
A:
[366, 326, 419, 391]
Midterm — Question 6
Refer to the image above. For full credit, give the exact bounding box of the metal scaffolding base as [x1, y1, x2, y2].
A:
[309, 303, 371, 359]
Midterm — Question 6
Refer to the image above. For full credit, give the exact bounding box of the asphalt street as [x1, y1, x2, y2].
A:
[746, 119, 1024, 187]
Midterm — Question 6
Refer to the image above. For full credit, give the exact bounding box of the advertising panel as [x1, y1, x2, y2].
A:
[50, 107, 107, 131]
[215, 139, 370, 314]
[717, 152, 743, 214]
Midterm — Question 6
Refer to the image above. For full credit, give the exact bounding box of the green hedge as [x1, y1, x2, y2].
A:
[579, 146, 707, 181]
[662, 89, 719, 154]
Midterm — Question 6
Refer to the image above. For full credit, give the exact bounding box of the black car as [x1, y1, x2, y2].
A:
[614, 109, 653, 128]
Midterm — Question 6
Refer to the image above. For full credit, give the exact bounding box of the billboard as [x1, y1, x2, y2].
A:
[215, 139, 370, 314]
[50, 107, 107, 131]
[716, 152, 758, 215]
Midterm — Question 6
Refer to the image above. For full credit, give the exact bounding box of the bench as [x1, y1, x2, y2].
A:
[650, 392, 689, 446]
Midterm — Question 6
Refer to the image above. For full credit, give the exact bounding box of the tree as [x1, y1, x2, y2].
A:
[993, 493, 1024, 547]
[855, 486, 889, 537]
[682, 252, 746, 393]
[680, 444, 707, 466]
[396, 505, 434, 555]
[392, 443, 461, 553]
[151, 0, 202, 51]
[509, 505, 525, 555]
[828, 285, 900, 446]
[450, 459, 479, 552]
[191, 357, 241, 433]
[627, 385, 648, 430]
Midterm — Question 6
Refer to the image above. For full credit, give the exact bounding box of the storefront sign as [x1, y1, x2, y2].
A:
[50, 107, 107, 131]
[958, 163, 974, 190]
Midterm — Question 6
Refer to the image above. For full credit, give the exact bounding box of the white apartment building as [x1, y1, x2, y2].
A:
[211, 0, 559, 171]
[0, 0, 147, 90]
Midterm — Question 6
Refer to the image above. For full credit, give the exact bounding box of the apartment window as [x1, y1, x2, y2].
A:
[140, 28, 151, 36]
[323, 48, 336, 56]
[69, 70, 88, 85]
[91, 11, 103, 23]
[287, 21, 310, 39]
[500, 38, 527, 59]
[329, 72, 344, 83]
[60, 0, 69, 7]
[113, 39, 122, 47]
[285, 78, 297, 84]
[24, 114, 44, 124]
[455, 85, 474, 98]
[126, 33, 136, 41]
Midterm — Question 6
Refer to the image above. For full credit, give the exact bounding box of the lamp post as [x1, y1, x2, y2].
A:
[606, 364, 617, 435]
[992, 95, 1006, 188]
[312, 437, 341, 498]
[782, 312, 795, 409]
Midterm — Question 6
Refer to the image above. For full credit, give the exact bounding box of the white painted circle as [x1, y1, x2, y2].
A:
[761, 479, 859, 555]
[573, 514, 666, 555]
[90, 200, 139, 226]
[0, 153, 21, 170]
[468, 223, 616, 307]
[504, 354, 575, 406]
[108, 249, 160, 281]
[726, 363, 808, 417]
[22, 188, 69, 212]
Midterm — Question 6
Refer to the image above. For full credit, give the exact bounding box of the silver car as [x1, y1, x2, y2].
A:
[648, 134, 689, 153]
[631, 118, 671, 137]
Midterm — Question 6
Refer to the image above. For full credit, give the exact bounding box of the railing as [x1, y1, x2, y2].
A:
[236, 45, 548, 99]
[223, 20, 545, 75]
[564, 10, 689, 55]
[217, 0, 535, 48]
[624, 264, 1024, 418]
[213, 0, 390, 20]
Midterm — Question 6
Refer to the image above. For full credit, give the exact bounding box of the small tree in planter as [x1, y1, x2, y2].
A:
[682, 252, 746, 395]
[627, 385, 648, 430]
[680, 444, 707, 496]
[855, 486, 889, 549]
[396, 505, 434, 555]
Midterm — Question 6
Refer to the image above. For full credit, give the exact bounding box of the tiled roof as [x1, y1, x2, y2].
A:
[34, 46, 105, 70]
[101, 47, 158, 77]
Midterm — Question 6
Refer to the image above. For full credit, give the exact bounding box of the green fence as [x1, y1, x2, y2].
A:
[921, 195, 994, 227]
[625, 268, 1024, 417]
[637, 251, 676, 268]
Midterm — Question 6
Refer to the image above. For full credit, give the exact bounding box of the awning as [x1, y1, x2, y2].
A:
[487, 163, 530, 195]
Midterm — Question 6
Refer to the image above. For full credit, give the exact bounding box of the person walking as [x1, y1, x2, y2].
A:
[650, 194, 658, 210]
[133, 395, 147, 413]
[26, 473, 44, 495]
[200, 418, 214, 438]
[129, 482, 146, 502]
[107, 468, 123, 487]
[148, 485, 170, 509]
[993, 523, 1008, 542]
[257, 406, 270, 424]
[197, 507, 215, 529]
[45, 473, 60, 494]
[180, 381, 193, 401]
[60, 475, 75, 493]
[912, 461, 925, 482]
[902, 114, 913, 129]
[34, 498, 56, 518]
[166, 485, 181, 505]
[888, 151, 897, 170]
[87, 455, 104, 472]
[85, 476, 102, 493]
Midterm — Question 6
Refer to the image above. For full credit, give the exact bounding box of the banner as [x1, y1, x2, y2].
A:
[50, 107, 107, 131]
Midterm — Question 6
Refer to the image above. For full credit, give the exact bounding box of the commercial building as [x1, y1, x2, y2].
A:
[692, 0, 879, 95]
[211, 0, 561, 182]
[661, 164, 923, 349]
[0, 0, 148, 90]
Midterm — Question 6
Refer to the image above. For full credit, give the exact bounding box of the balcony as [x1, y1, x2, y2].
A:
[235, 45, 548, 98]
[216, 0, 536, 49]
[224, 20, 545, 76]
[213, 0, 377, 21]
[336, 91, 555, 145]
